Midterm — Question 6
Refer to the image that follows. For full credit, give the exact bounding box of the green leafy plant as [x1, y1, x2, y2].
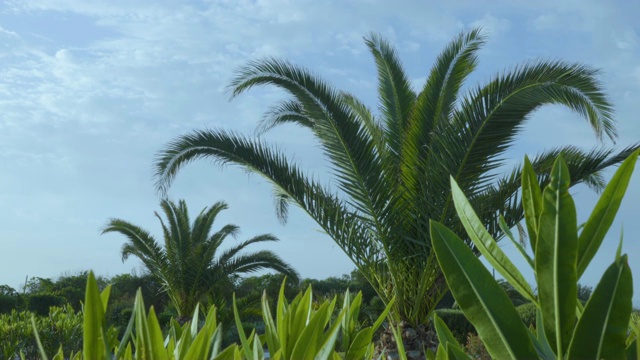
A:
[0, 304, 82, 360]
[428, 150, 638, 359]
[235, 281, 394, 360]
[30, 272, 397, 359]
[30, 271, 240, 360]
[153, 27, 640, 339]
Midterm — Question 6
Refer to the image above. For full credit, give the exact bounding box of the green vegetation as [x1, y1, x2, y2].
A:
[2, 29, 640, 360]
[429, 150, 638, 359]
[26, 272, 394, 360]
[102, 199, 299, 321]
[153, 27, 637, 336]
[0, 305, 82, 359]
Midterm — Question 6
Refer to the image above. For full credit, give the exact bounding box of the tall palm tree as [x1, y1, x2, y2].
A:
[153, 29, 638, 328]
[102, 199, 298, 320]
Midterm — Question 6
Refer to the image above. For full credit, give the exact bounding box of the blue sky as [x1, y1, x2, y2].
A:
[0, 0, 639, 304]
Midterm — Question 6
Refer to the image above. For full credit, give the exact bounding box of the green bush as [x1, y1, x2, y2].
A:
[26, 293, 65, 316]
[0, 304, 82, 360]
[0, 294, 18, 314]
[516, 302, 537, 328]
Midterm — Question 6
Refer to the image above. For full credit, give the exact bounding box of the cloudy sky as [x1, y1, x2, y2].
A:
[0, 0, 639, 303]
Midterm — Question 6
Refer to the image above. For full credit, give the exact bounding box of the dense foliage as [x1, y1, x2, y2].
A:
[24, 272, 394, 360]
[429, 151, 639, 359]
[153, 27, 639, 329]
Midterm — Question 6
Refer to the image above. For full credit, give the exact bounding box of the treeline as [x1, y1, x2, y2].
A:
[0, 270, 382, 329]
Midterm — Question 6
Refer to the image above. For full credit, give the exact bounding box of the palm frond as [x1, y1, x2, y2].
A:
[364, 32, 416, 160]
[154, 129, 381, 268]
[434, 60, 616, 221]
[256, 99, 313, 135]
[215, 233, 279, 267]
[400, 29, 485, 210]
[191, 201, 229, 247]
[214, 250, 299, 282]
[228, 58, 391, 228]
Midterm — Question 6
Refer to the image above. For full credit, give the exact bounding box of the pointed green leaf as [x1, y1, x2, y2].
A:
[447, 343, 472, 360]
[430, 220, 537, 359]
[261, 290, 280, 355]
[147, 307, 169, 360]
[100, 284, 111, 314]
[577, 150, 638, 276]
[52, 346, 64, 360]
[344, 329, 373, 360]
[31, 315, 49, 360]
[433, 312, 462, 350]
[233, 293, 254, 359]
[83, 271, 105, 359]
[451, 178, 536, 303]
[522, 156, 543, 253]
[426, 347, 436, 360]
[535, 156, 578, 357]
[114, 298, 136, 359]
[498, 215, 534, 269]
[390, 324, 409, 360]
[314, 309, 345, 360]
[534, 308, 555, 360]
[568, 254, 632, 359]
[276, 280, 289, 358]
[371, 297, 395, 333]
[434, 344, 446, 360]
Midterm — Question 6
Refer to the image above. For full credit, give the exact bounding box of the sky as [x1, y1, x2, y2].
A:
[0, 0, 639, 304]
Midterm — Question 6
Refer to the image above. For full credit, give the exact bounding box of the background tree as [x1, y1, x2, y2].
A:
[154, 29, 638, 333]
[102, 199, 299, 322]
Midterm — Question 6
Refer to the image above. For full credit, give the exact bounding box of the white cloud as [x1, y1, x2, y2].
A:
[469, 14, 510, 37]
[614, 29, 638, 50]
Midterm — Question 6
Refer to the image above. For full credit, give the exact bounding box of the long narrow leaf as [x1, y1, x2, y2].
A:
[451, 178, 536, 303]
[567, 254, 633, 359]
[577, 150, 638, 276]
[522, 156, 543, 252]
[430, 220, 537, 359]
[536, 156, 578, 357]
[498, 215, 534, 269]
[83, 271, 105, 359]
[433, 312, 462, 350]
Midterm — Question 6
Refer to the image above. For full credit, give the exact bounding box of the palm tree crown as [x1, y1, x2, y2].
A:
[154, 29, 639, 326]
[102, 199, 298, 318]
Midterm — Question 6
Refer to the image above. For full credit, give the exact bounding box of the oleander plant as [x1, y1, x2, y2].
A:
[428, 150, 639, 359]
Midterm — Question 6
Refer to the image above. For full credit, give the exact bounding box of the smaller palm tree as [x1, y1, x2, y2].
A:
[102, 199, 298, 320]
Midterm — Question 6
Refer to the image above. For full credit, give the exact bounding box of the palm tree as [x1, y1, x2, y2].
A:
[153, 29, 638, 330]
[102, 199, 298, 321]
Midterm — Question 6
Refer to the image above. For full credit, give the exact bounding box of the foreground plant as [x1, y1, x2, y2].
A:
[429, 150, 638, 359]
[31, 272, 394, 359]
[154, 26, 639, 346]
[234, 282, 394, 360]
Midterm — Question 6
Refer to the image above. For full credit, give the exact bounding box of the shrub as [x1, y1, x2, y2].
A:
[515, 302, 537, 328]
[0, 294, 18, 314]
[26, 293, 65, 316]
[0, 304, 82, 359]
[430, 152, 639, 359]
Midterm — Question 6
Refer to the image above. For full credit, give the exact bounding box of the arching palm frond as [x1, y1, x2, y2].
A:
[155, 130, 382, 268]
[257, 99, 312, 135]
[154, 28, 639, 326]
